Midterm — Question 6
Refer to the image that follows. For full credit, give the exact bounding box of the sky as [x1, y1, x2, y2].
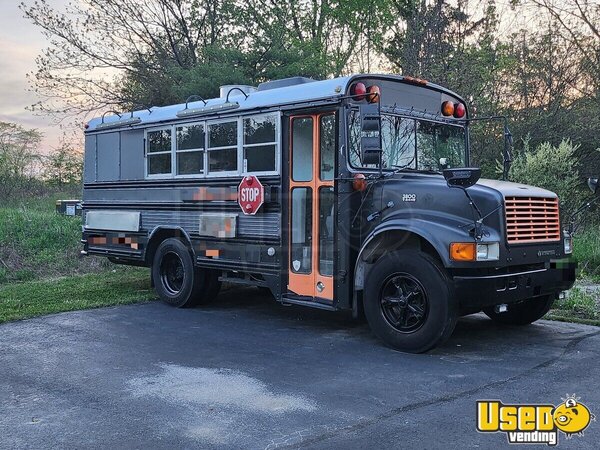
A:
[0, 0, 70, 152]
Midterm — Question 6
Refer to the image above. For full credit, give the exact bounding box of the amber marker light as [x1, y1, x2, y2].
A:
[441, 101, 455, 116]
[450, 242, 476, 261]
[366, 85, 381, 103]
[353, 173, 368, 191]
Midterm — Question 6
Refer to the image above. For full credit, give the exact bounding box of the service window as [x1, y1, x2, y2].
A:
[243, 114, 278, 173]
[208, 121, 238, 174]
[146, 128, 172, 175]
[176, 123, 205, 175]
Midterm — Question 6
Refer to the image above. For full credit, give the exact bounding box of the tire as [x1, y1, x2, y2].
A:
[363, 250, 457, 353]
[483, 295, 554, 325]
[152, 238, 205, 308]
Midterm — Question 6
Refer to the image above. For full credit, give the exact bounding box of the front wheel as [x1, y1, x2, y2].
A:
[363, 250, 457, 353]
[483, 295, 554, 325]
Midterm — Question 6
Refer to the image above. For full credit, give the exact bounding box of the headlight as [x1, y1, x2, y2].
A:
[476, 243, 499, 261]
[564, 235, 573, 254]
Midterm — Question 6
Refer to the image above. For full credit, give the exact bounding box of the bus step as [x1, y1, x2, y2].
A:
[280, 296, 336, 311]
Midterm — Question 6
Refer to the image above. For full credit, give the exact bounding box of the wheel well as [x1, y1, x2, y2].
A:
[354, 230, 444, 292]
[145, 228, 194, 266]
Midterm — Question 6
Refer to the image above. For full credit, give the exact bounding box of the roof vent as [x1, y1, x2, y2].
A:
[257, 77, 316, 91]
[219, 85, 256, 98]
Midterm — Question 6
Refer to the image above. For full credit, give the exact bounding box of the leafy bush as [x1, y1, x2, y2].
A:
[509, 138, 586, 219]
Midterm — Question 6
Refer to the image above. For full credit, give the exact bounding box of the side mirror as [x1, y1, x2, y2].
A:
[589, 177, 599, 194]
[443, 167, 481, 188]
[359, 103, 382, 165]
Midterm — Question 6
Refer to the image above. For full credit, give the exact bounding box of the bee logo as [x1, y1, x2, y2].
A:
[553, 395, 595, 438]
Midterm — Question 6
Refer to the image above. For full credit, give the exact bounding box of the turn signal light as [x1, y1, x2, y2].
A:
[441, 101, 455, 116]
[366, 85, 381, 103]
[352, 173, 368, 191]
[450, 242, 476, 261]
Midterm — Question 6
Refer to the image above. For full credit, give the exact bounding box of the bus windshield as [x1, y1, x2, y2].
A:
[349, 112, 467, 171]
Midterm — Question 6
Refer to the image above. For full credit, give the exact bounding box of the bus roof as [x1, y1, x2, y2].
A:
[85, 74, 455, 132]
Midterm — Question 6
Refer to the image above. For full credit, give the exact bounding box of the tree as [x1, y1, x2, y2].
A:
[0, 122, 42, 200]
[21, 0, 390, 115]
[43, 141, 83, 187]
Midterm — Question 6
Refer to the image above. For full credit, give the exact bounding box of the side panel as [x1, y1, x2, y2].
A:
[120, 130, 145, 180]
[96, 132, 120, 182]
[83, 135, 97, 183]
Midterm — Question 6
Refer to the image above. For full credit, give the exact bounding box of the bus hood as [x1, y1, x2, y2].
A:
[476, 179, 558, 199]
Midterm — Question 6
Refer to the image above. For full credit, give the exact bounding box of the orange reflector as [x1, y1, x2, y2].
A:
[441, 101, 454, 116]
[450, 242, 476, 261]
[352, 173, 368, 191]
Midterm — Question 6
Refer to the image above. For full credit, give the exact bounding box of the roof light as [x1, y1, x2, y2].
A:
[95, 117, 141, 130]
[403, 76, 428, 86]
[366, 85, 381, 103]
[176, 101, 240, 118]
[454, 103, 466, 118]
[350, 82, 367, 101]
[441, 101, 454, 116]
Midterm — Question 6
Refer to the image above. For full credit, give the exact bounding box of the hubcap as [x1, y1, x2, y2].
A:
[160, 252, 185, 295]
[379, 273, 428, 333]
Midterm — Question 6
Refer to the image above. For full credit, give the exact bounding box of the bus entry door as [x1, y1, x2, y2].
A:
[288, 113, 335, 301]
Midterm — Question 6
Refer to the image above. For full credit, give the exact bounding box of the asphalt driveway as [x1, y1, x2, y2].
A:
[1, 287, 599, 449]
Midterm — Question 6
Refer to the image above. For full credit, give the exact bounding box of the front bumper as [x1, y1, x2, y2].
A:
[453, 260, 576, 310]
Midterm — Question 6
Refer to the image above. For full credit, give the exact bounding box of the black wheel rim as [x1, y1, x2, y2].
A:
[379, 273, 429, 333]
[160, 252, 185, 295]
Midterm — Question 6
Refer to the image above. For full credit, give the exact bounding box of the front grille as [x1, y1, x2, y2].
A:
[505, 196, 561, 244]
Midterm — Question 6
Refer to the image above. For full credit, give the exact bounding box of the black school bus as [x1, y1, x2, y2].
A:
[81, 74, 576, 352]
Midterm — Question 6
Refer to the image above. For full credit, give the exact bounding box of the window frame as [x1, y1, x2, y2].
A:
[242, 112, 280, 176]
[145, 126, 175, 179]
[144, 112, 281, 179]
[345, 109, 468, 173]
[206, 118, 240, 178]
[174, 122, 206, 178]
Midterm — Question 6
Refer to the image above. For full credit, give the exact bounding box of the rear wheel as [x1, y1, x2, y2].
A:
[483, 295, 554, 325]
[153, 238, 205, 308]
[363, 250, 457, 353]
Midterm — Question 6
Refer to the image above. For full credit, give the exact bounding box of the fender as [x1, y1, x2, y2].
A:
[145, 226, 196, 262]
[354, 215, 502, 290]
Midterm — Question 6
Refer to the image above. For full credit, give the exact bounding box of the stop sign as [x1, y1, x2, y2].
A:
[237, 175, 264, 215]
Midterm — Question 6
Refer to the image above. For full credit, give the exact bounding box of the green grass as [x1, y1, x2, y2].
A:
[573, 228, 600, 282]
[0, 193, 109, 284]
[0, 268, 155, 324]
[547, 286, 599, 325]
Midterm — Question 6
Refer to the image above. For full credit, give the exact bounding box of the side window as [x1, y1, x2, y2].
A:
[176, 123, 204, 175]
[243, 114, 277, 173]
[146, 128, 172, 175]
[208, 121, 238, 173]
[292, 117, 313, 181]
[348, 111, 416, 169]
[319, 114, 335, 181]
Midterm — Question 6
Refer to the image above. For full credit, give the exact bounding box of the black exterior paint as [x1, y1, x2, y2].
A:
[82, 74, 576, 314]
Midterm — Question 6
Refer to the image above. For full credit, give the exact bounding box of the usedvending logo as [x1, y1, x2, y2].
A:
[477, 395, 595, 446]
